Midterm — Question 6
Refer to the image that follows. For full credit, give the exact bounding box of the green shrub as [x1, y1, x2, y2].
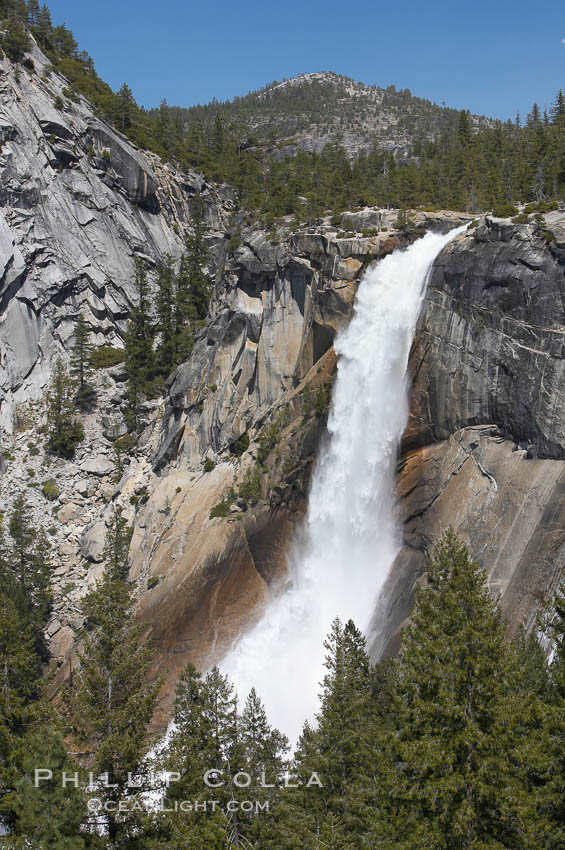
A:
[512, 212, 531, 224]
[102, 148, 111, 162]
[3, 451, 15, 461]
[22, 57, 34, 71]
[394, 208, 412, 231]
[256, 408, 292, 464]
[302, 383, 312, 418]
[42, 480, 60, 501]
[47, 526, 57, 536]
[175, 486, 182, 494]
[257, 422, 280, 464]
[491, 203, 519, 218]
[54, 95, 64, 110]
[210, 501, 230, 519]
[2, 18, 31, 62]
[28, 442, 39, 456]
[238, 465, 262, 506]
[114, 434, 135, 453]
[147, 576, 161, 590]
[231, 432, 250, 457]
[524, 200, 558, 214]
[283, 457, 296, 475]
[26, 467, 35, 478]
[203, 459, 215, 473]
[315, 380, 333, 416]
[209, 383, 218, 392]
[228, 234, 241, 252]
[90, 345, 126, 369]
[541, 230, 554, 243]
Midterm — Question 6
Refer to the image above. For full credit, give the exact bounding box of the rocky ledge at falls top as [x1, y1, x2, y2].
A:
[0, 37, 232, 431]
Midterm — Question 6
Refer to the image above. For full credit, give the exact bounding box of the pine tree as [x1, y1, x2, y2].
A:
[46, 357, 85, 458]
[71, 311, 96, 411]
[25, 0, 40, 27]
[505, 629, 553, 848]
[124, 259, 155, 430]
[34, 2, 52, 49]
[116, 83, 135, 133]
[541, 580, 565, 846]
[372, 530, 526, 848]
[154, 255, 176, 376]
[158, 665, 241, 848]
[3, 493, 52, 654]
[69, 507, 160, 845]
[238, 687, 289, 847]
[289, 619, 375, 845]
[173, 252, 194, 363]
[183, 194, 210, 322]
[0, 591, 40, 830]
[9, 726, 88, 847]
[2, 12, 31, 61]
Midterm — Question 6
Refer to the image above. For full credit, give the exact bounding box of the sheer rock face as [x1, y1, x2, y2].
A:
[406, 218, 565, 458]
[0, 40, 231, 430]
[371, 216, 565, 658]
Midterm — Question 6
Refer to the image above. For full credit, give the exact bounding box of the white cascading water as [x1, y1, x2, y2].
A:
[222, 226, 466, 745]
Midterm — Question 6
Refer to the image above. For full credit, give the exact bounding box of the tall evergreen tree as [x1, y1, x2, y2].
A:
[25, 0, 40, 26]
[46, 356, 85, 458]
[124, 259, 155, 430]
[70, 311, 96, 411]
[69, 507, 160, 845]
[0, 591, 40, 830]
[372, 530, 527, 848]
[3, 493, 52, 654]
[116, 83, 135, 132]
[289, 618, 375, 846]
[541, 580, 565, 847]
[182, 194, 210, 322]
[2, 12, 31, 61]
[9, 726, 89, 848]
[154, 255, 176, 376]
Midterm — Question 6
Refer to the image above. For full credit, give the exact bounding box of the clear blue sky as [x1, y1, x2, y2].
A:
[45, 0, 564, 120]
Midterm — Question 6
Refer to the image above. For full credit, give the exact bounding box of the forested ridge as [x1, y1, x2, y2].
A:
[1, 0, 565, 224]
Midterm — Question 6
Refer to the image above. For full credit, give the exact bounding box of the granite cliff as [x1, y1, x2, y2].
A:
[0, 37, 232, 431]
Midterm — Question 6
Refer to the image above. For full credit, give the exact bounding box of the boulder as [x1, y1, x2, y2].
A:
[80, 521, 106, 562]
[81, 456, 114, 477]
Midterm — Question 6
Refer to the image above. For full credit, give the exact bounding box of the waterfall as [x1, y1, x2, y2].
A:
[222, 226, 466, 745]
